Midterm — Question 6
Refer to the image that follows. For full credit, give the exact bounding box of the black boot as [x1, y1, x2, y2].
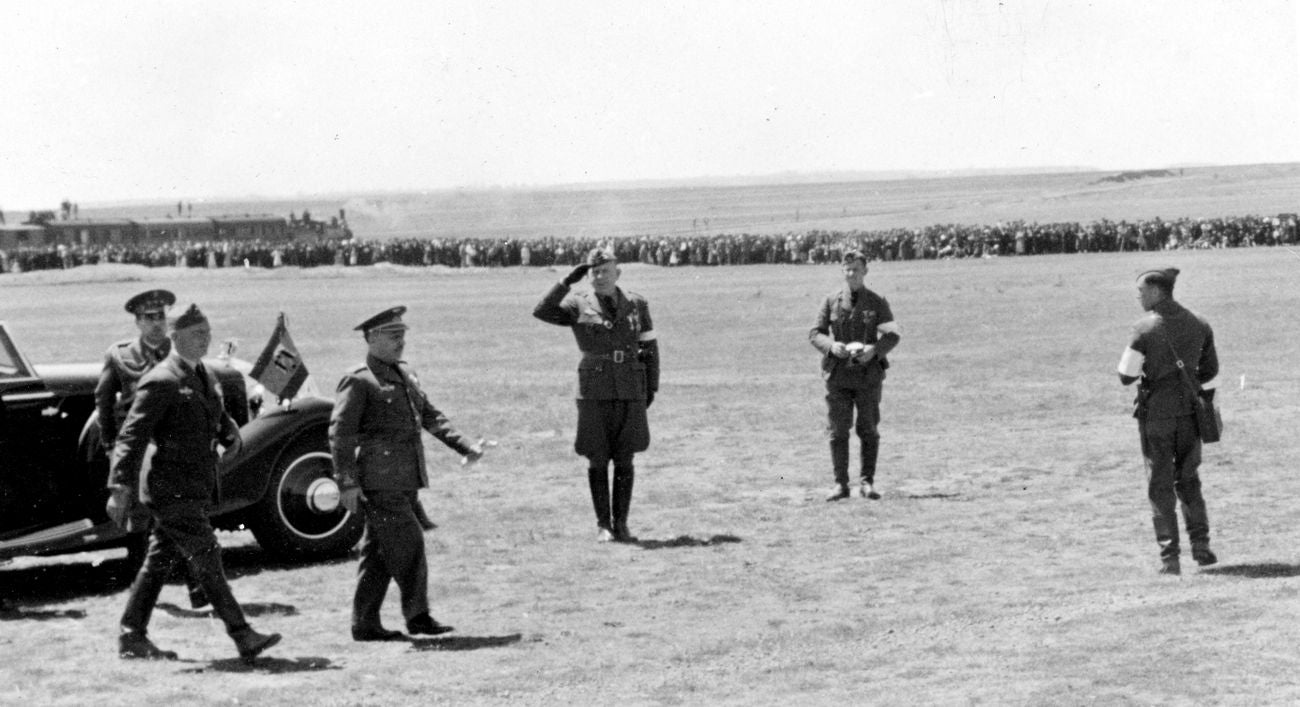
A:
[611, 465, 637, 543]
[588, 466, 614, 542]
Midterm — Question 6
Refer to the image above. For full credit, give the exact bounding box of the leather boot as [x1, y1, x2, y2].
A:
[187, 545, 249, 635]
[231, 626, 282, 663]
[859, 434, 880, 487]
[118, 630, 178, 660]
[829, 439, 850, 486]
[611, 465, 637, 543]
[588, 466, 612, 536]
[120, 557, 173, 634]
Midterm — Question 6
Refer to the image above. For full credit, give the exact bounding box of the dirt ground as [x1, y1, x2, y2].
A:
[2, 246, 1299, 705]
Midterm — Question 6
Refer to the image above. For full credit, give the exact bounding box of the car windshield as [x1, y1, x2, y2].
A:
[0, 326, 32, 378]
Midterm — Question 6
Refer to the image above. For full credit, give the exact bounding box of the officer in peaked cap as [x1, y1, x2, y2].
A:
[123, 289, 176, 315]
[533, 246, 660, 544]
[330, 305, 484, 641]
[354, 306, 409, 334]
[97, 289, 176, 457]
[810, 249, 902, 502]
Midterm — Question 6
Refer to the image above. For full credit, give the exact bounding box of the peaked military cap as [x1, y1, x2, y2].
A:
[125, 288, 176, 315]
[171, 303, 208, 331]
[355, 306, 408, 334]
[585, 248, 617, 267]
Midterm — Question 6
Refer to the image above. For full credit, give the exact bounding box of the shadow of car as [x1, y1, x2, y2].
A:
[0, 321, 361, 566]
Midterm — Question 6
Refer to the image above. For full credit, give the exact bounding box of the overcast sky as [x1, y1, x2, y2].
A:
[2, 0, 1297, 209]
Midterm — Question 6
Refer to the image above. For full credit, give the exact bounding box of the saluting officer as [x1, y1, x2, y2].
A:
[330, 306, 484, 642]
[1117, 267, 1220, 575]
[108, 304, 281, 662]
[533, 247, 660, 543]
[810, 250, 901, 501]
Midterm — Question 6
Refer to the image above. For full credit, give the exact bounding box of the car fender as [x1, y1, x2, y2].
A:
[212, 397, 334, 517]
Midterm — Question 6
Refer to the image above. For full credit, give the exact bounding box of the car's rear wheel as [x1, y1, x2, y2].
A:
[247, 434, 362, 558]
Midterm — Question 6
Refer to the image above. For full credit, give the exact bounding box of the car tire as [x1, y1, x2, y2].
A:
[247, 433, 363, 559]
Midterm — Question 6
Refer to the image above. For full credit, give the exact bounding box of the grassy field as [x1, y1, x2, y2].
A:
[2, 246, 1300, 705]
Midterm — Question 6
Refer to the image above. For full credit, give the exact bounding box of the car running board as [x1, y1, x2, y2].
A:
[0, 519, 95, 551]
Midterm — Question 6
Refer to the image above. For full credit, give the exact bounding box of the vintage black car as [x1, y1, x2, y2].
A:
[0, 321, 362, 563]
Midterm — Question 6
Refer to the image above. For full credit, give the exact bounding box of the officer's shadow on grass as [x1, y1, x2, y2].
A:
[180, 655, 339, 674]
[409, 633, 523, 652]
[157, 601, 298, 619]
[634, 534, 742, 550]
[219, 545, 355, 581]
[1201, 562, 1300, 579]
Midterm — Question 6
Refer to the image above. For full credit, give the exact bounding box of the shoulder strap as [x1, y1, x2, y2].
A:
[1161, 334, 1203, 394]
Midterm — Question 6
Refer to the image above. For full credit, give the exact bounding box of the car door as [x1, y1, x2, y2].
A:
[0, 325, 64, 533]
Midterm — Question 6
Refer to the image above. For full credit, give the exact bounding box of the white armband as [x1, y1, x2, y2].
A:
[1117, 347, 1144, 377]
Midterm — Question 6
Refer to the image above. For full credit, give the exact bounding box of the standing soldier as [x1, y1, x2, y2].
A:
[330, 306, 484, 641]
[810, 250, 901, 501]
[533, 248, 659, 543]
[1117, 267, 1220, 575]
[95, 289, 207, 608]
[107, 304, 281, 662]
[96, 290, 176, 450]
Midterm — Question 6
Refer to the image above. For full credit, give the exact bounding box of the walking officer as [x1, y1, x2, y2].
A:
[810, 250, 901, 501]
[107, 304, 281, 662]
[1117, 267, 1220, 575]
[533, 247, 660, 543]
[330, 306, 485, 641]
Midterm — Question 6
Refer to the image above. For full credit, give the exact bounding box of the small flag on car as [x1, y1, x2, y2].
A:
[250, 312, 309, 400]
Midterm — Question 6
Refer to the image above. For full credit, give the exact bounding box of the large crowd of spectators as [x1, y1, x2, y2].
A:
[1, 213, 1295, 274]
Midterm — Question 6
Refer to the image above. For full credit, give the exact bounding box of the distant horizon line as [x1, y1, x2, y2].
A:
[9, 160, 1294, 212]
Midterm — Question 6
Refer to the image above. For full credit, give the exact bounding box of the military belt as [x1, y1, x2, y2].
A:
[583, 350, 630, 364]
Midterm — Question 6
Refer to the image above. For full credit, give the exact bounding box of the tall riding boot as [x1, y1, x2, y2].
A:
[859, 434, 881, 498]
[187, 544, 248, 633]
[859, 434, 880, 486]
[188, 545, 281, 661]
[588, 466, 613, 540]
[120, 559, 173, 635]
[612, 465, 637, 543]
[1152, 515, 1180, 573]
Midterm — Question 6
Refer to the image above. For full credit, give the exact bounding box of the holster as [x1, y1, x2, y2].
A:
[1131, 384, 1151, 420]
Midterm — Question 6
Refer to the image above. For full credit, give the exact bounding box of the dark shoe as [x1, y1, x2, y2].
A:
[1159, 559, 1181, 575]
[352, 625, 407, 642]
[1192, 548, 1218, 566]
[406, 614, 454, 636]
[119, 632, 178, 660]
[232, 627, 281, 662]
[613, 523, 638, 543]
[826, 484, 850, 502]
[597, 527, 617, 543]
[859, 483, 881, 500]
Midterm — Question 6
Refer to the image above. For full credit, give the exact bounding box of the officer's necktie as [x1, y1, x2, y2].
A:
[194, 363, 210, 396]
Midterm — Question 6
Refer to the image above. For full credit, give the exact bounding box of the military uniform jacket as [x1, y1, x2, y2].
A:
[1118, 299, 1218, 420]
[810, 286, 900, 389]
[109, 354, 239, 506]
[533, 282, 659, 401]
[329, 355, 475, 493]
[95, 336, 171, 447]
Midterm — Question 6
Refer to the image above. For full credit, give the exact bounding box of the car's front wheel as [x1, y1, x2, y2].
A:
[247, 434, 363, 558]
